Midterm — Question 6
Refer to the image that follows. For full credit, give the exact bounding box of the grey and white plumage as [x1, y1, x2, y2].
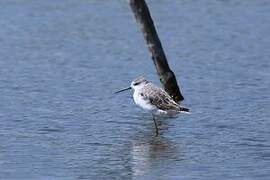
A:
[130, 76, 189, 115]
[115, 76, 189, 135]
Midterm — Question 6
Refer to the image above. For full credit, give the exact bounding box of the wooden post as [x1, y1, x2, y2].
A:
[129, 0, 184, 102]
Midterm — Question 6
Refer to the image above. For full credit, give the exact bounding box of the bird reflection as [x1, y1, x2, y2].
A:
[130, 133, 182, 176]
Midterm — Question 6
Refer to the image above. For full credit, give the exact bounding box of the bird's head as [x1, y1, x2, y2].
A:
[114, 76, 148, 94]
[130, 76, 148, 90]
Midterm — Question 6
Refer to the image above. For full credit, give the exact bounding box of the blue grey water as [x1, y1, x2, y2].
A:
[0, 0, 270, 179]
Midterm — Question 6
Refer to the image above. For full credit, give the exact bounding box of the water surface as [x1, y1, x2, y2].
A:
[0, 0, 270, 179]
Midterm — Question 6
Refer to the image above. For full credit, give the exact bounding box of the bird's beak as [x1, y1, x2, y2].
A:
[114, 86, 132, 94]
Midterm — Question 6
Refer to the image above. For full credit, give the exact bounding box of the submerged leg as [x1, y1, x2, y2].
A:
[152, 115, 159, 136]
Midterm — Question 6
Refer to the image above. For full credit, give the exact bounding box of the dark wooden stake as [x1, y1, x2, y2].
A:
[129, 0, 184, 102]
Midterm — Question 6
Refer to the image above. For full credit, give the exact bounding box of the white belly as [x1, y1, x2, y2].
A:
[133, 91, 179, 117]
[133, 91, 156, 111]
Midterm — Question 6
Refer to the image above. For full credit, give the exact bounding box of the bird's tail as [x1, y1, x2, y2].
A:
[178, 106, 190, 114]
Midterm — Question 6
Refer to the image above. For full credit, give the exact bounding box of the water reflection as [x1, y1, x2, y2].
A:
[130, 133, 182, 176]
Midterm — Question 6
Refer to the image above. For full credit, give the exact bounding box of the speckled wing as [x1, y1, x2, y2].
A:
[142, 83, 182, 111]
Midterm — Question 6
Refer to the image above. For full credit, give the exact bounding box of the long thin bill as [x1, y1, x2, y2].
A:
[114, 87, 131, 94]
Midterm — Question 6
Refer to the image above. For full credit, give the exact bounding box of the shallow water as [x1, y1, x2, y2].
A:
[0, 0, 270, 179]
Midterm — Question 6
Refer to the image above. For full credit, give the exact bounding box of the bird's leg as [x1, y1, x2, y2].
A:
[152, 115, 159, 136]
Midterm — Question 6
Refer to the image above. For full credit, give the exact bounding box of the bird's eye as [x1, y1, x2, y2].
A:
[134, 82, 140, 86]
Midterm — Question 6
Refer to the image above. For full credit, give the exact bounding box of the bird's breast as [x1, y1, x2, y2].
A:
[133, 91, 156, 111]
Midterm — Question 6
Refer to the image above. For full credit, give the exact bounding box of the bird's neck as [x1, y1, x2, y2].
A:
[133, 85, 144, 93]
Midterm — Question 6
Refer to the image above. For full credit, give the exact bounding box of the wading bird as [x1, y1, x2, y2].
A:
[115, 76, 189, 136]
